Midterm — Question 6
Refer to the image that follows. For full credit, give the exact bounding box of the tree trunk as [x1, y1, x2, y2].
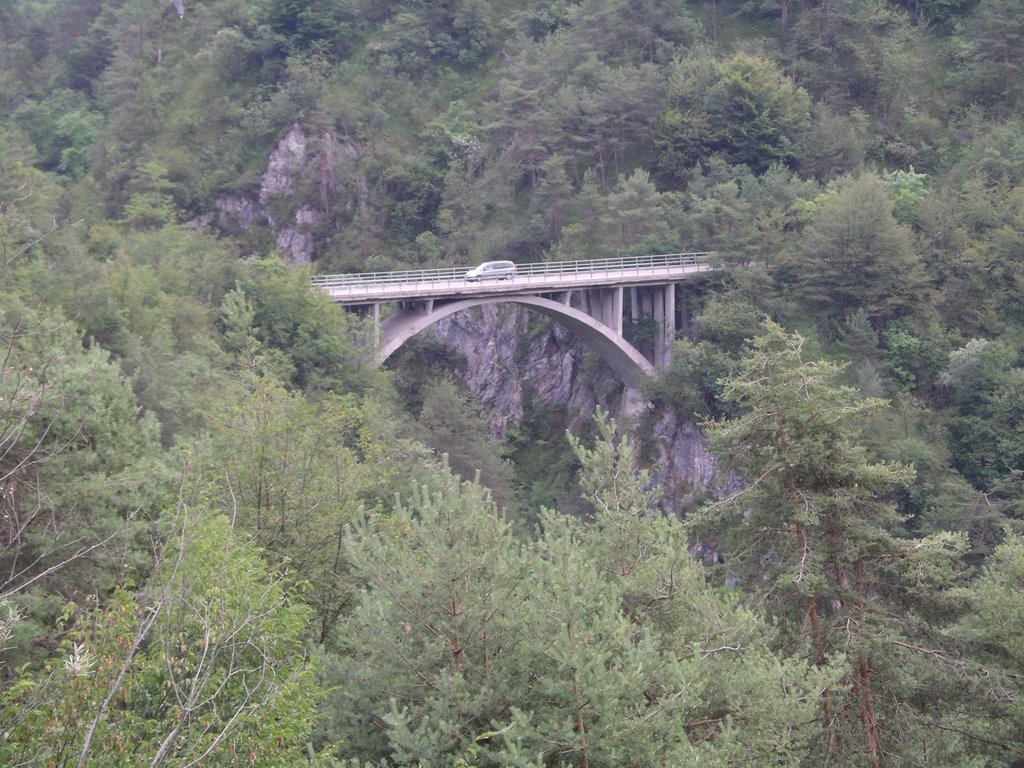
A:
[805, 593, 836, 756]
[567, 621, 590, 768]
[854, 558, 881, 768]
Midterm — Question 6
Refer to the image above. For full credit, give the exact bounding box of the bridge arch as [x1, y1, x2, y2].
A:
[378, 295, 655, 388]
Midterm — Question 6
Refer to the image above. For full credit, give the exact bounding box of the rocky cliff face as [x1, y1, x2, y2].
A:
[428, 303, 723, 516]
[429, 303, 624, 437]
[196, 124, 366, 263]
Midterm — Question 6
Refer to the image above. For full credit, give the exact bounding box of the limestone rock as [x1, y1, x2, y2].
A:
[428, 304, 725, 517]
[197, 124, 367, 264]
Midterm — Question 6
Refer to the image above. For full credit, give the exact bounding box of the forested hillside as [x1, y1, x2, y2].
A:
[1, 0, 1023, 765]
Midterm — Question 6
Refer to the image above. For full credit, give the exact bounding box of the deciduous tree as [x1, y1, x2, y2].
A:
[779, 174, 930, 329]
[0, 513, 323, 767]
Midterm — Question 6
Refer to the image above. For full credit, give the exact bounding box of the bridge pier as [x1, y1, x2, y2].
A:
[397, 299, 434, 313]
[542, 290, 572, 305]
[579, 287, 623, 336]
[372, 302, 380, 351]
[655, 283, 675, 370]
[627, 285, 675, 369]
[577, 284, 678, 366]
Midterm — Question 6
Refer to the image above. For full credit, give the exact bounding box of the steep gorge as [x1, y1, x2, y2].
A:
[423, 303, 721, 517]
[214, 125, 722, 517]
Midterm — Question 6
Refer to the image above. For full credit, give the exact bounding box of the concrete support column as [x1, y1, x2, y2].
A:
[630, 287, 639, 322]
[581, 288, 624, 335]
[599, 289, 613, 329]
[610, 286, 623, 336]
[659, 283, 675, 369]
[372, 302, 380, 351]
[653, 289, 666, 369]
[398, 299, 433, 314]
[631, 283, 676, 370]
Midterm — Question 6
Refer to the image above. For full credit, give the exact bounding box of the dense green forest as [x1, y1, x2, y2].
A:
[1, 0, 1023, 765]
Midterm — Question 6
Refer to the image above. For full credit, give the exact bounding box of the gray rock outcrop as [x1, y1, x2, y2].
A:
[428, 303, 723, 516]
[196, 124, 366, 264]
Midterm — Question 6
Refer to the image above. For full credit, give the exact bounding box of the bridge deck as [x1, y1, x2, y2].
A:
[313, 252, 713, 304]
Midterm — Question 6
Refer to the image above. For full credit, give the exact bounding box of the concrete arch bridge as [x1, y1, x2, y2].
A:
[312, 252, 714, 390]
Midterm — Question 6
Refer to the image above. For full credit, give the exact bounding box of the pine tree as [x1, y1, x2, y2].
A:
[323, 432, 831, 766]
[696, 321, 967, 766]
[948, 535, 1024, 764]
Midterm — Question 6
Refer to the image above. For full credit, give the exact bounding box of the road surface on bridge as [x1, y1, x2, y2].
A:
[312, 252, 714, 304]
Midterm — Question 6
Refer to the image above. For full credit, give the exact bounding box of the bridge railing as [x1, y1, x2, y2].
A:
[310, 251, 714, 288]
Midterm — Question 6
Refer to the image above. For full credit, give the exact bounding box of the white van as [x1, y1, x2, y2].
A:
[464, 260, 517, 281]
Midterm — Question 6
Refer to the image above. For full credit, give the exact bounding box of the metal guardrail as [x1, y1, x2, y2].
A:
[310, 252, 714, 288]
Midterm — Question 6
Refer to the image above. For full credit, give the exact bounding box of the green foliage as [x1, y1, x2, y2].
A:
[13, 220, 245, 444]
[946, 535, 1024, 762]
[658, 52, 810, 176]
[54, 110, 100, 177]
[677, 160, 817, 273]
[881, 321, 951, 394]
[121, 161, 177, 229]
[0, 513, 323, 767]
[0, 130, 64, 261]
[796, 105, 872, 179]
[789, 0, 921, 109]
[599, 168, 677, 254]
[778, 174, 930, 329]
[368, 3, 495, 74]
[415, 376, 517, 509]
[884, 166, 930, 227]
[939, 338, 1024, 488]
[12, 92, 99, 175]
[0, 301, 167, 618]
[646, 294, 766, 417]
[645, 337, 730, 418]
[198, 379, 431, 641]
[2, 1, 1024, 763]
[505, 397, 588, 521]
[697, 321, 969, 765]
[262, 0, 360, 56]
[219, 285, 290, 378]
[381, 154, 445, 242]
[959, 0, 1024, 110]
[235, 258, 379, 393]
[323, 436, 830, 766]
[706, 53, 811, 173]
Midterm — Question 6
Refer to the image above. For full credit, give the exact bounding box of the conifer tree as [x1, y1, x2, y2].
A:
[949, 535, 1024, 764]
[697, 321, 967, 766]
[324, 436, 830, 766]
[780, 175, 930, 329]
